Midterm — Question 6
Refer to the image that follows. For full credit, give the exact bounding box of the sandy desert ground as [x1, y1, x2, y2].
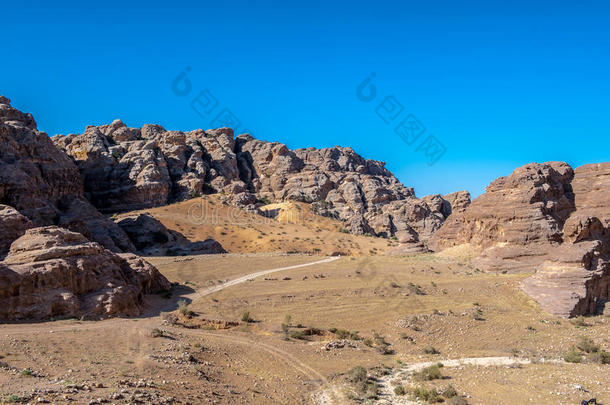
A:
[1, 199, 608, 404]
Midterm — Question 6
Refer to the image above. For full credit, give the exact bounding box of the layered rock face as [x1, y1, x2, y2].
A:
[430, 161, 610, 317]
[0, 227, 170, 321]
[54, 123, 470, 247]
[53, 122, 240, 213]
[430, 162, 575, 253]
[115, 213, 226, 256]
[0, 205, 33, 255]
[0, 97, 134, 253]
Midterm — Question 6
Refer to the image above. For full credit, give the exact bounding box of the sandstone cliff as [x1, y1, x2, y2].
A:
[430, 161, 609, 317]
[0, 97, 134, 253]
[0, 227, 170, 321]
[53, 122, 470, 248]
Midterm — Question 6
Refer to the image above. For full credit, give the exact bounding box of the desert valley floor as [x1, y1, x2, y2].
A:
[1, 198, 608, 405]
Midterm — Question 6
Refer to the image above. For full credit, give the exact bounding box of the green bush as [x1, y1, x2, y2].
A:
[564, 347, 583, 363]
[423, 346, 440, 355]
[442, 384, 458, 398]
[577, 337, 599, 353]
[241, 311, 254, 323]
[151, 328, 164, 338]
[177, 300, 194, 317]
[589, 350, 610, 364]
[348, 366, 367, 383]
[413, 364, 443, 381]
[394, 385, 406, 395]
[410, 387, 442, 403]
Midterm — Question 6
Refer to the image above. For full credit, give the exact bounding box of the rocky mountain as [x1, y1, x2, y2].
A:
[430, 161, 609, 317]
[53, 120, 470, 249]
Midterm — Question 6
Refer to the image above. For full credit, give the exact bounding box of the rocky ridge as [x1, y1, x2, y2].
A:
[53, 121, 471, 249]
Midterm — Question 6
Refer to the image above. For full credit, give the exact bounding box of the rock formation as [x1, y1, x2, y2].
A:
[53, 122, 470, 248]
[430, 161, 609, 317]
[0, 97, 134, 253]
[0, 205, 33, 255]
[0, 227, 170, 321]
[115, 213, 226, 256]
[52, 122, 240, 213]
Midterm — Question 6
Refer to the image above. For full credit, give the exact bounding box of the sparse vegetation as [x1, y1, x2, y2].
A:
[589, 350, 610, 364]
[442, 384, 458, 398]
[151, 328, 165, 338]
[347, 366, 378, 399]
[570, 316, 590, 327]
[423, 346, 440, 355]
[577, 337, 599, 353]
[177, 300, 194, 317]
[329, 328, 360, 340]
[241, 311, 254, 323]
[372, 333, 394, 354]
[564, 347, 583, 363]
[413, 363, 443, 381]
[410, 386, 442, 403]
[394, 385, 407, 395]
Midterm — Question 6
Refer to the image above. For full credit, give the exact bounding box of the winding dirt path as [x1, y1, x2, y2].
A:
[184, 256, 340, 301]
[0, 256, 340, 336]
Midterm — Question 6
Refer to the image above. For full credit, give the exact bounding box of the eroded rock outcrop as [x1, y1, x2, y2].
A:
[0, 97, 134, 253]
[0, 205, 33, 255]
[521, 163, 610, 317]
[430, 161, 609, 317]
[52, 123, 241, 213]
[54, 123, 470, 247]
[0, 226, 170, 321]
[115, 213, 226, 256]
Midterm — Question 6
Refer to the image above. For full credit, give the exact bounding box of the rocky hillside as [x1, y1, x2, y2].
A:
[0, 96, 133, 253]
[430, 161, 610, 317]
[0, 97, 174, 321]
[53, 120, 470, 249]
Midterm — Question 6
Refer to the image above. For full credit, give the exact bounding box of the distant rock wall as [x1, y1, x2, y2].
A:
[54, 122, 471, 249]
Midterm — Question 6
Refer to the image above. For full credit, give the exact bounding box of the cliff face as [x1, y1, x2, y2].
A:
[53, 122, 471, 248]
[430, 161, 610, 317]
[0, 97, 172, 321]
[0, 97, 134, 253]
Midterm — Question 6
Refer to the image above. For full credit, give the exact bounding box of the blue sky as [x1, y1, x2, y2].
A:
[3, 1, 609, 197]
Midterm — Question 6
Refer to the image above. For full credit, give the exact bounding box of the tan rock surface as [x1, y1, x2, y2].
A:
[0, 226, 169, 321]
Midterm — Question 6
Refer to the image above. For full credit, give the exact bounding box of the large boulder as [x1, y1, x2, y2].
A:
[0, 97, 133, 253]
[0, 226, 170, 321]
